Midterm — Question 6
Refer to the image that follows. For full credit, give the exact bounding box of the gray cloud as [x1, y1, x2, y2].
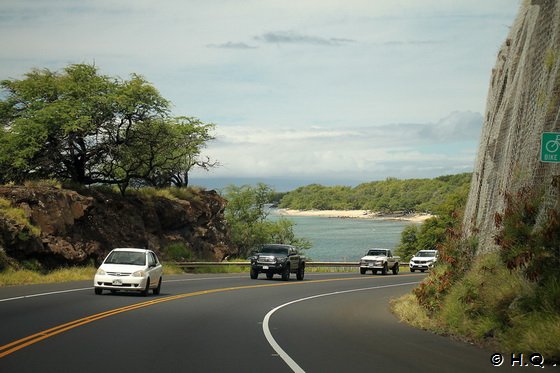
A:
[206, 41, 258, 49]
[256, 31, 355, 46]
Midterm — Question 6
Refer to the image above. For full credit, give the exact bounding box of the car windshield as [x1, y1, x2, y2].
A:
[417, 251, 436, 257]
[105, 251, 146, 265]
[259, 246, 289, 255]
[367, 249, 387, 256]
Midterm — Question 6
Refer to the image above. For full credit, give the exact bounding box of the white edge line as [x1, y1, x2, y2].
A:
[0, 287, 92, 303]
[0, 275, 248, 303]
[262, 281, 420, 373]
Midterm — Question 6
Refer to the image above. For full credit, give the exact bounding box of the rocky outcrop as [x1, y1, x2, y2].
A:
[463, 0, 560, 252]
[0, 186, 234, 268]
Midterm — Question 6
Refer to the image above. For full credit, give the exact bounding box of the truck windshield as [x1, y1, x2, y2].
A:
[260, 247, 289, 255]
[367, 250, 387, 256]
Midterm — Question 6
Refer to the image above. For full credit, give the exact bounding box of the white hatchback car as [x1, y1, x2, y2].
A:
[94, 248, 163, 296]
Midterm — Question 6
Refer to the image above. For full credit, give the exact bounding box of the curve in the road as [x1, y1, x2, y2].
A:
[0, 274, 419, 359]
[262, 281, 420, 373]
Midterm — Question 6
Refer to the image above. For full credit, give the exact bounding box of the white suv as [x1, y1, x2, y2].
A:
[94, 248, 163, 296]
[409, 250, 438, 272]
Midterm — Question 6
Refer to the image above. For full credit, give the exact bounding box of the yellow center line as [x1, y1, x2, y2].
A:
[0, 274, 419, 358]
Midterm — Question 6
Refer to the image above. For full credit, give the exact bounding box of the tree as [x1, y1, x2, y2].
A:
[224, 183, 311, 257]
[0, 64, 217, 192]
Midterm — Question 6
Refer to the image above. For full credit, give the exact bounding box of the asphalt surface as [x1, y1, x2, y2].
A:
[0, 271, 520, 372]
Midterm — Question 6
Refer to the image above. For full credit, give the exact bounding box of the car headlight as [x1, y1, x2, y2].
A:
[132, 270, 146, 277]
[96, 268, 106, 275]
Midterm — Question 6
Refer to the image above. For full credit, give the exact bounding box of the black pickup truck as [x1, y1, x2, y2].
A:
[249, 244, 305, 281]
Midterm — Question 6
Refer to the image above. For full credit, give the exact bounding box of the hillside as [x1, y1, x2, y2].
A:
[0, 185, 234, 269]
[463, 0, 560, 252]
[279, 173, 471, 213]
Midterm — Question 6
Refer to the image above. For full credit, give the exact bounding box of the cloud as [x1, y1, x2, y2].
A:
[194, 111, 482, 181]
[206, 41, 258, 49]
[255, 31, 355, 46]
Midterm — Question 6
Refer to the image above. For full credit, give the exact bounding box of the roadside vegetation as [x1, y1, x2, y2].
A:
[392, 186, 560, 360]
[223, 183, 311, 258]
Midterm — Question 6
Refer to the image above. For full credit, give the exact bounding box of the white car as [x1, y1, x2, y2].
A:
[94, 248, 163, 296]
[409, 250, 438, 272]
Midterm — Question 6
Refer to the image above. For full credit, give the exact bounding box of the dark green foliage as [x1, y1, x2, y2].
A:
[224, 183, 311, 258]
[164, 243, 195, 261]
[279, 173, 471, 213]
[0, 64, 215, 193]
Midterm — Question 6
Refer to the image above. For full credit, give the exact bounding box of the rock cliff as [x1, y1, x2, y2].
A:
[463, 0, 560, 252]
[0, 186, 234, 268]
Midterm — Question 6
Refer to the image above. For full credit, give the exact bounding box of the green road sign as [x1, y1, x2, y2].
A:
[541, 132, 560, 163]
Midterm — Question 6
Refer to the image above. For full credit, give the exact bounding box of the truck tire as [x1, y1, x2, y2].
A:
[392, 263, 399, 275]
[282, 264, 290, 281]
[381, 263, 388, 275]
[360, 268, 366, 275]
[296, 263, 305, 280]
[250, 267, 258, 279]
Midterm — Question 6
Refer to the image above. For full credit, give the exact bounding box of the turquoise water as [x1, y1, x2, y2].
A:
[267, 211, 416, 262]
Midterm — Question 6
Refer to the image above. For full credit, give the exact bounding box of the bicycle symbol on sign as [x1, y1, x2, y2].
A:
[545, 134, 560, 153]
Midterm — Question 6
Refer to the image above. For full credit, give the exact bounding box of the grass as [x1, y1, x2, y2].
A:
[392, 254, 560, 359]
[0, 198, 41, 237]
[0, 266, 97, 286]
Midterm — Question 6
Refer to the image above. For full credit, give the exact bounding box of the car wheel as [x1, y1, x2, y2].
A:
[94, 288, 102, 295]
[296, 263, 305, 281]
[281, 265, 290, 281]
[153, 277, 162, 295]
[141, 278, 150, 296]
[250, 267, 258, 279]
[392, 264, 399, 275]
[411, 268, 416, 273]
[360, 268, 366, 275]
[266, 272, 274, 280]
[381, 263, 388, 275]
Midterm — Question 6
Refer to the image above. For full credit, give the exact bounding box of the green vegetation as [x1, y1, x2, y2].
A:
[393, 186, 560, 359]
[0, 197, 41, 237]
[0, 64, 216, 194]
[223, 183, 311, 258]
[395, 176, 470, 261]
[0, 266, 97, 286]
[279, 173, 471, 213]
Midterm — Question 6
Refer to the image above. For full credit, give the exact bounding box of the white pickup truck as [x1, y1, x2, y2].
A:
[359, 248, 400, 275]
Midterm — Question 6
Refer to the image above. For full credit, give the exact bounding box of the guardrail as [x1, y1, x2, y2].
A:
[173, 261, 410, 269]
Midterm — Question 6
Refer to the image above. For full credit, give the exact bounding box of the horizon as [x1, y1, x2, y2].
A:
[0, 1, 520, 187]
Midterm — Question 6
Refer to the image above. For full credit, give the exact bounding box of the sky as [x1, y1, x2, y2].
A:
[0, 0, 520, 191]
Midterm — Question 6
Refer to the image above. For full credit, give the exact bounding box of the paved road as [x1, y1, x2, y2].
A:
[0, 272, 513, 372]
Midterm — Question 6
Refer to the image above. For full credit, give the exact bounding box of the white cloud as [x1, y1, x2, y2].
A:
[0, 0, 520, 185]
[194, 111, 482, 180]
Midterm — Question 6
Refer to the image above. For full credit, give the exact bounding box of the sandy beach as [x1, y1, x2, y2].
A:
[275, 209, 434, 223]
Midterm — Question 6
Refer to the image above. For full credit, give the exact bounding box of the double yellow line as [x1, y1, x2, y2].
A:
[0, 274, 418, 358]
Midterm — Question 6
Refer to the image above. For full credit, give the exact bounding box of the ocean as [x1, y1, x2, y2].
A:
[267, 210, 417, 262]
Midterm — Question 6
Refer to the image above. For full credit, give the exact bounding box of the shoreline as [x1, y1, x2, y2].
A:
[273, 208, 434, 223]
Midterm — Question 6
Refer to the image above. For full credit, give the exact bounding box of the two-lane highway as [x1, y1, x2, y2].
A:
[0, 272, 503, 372]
